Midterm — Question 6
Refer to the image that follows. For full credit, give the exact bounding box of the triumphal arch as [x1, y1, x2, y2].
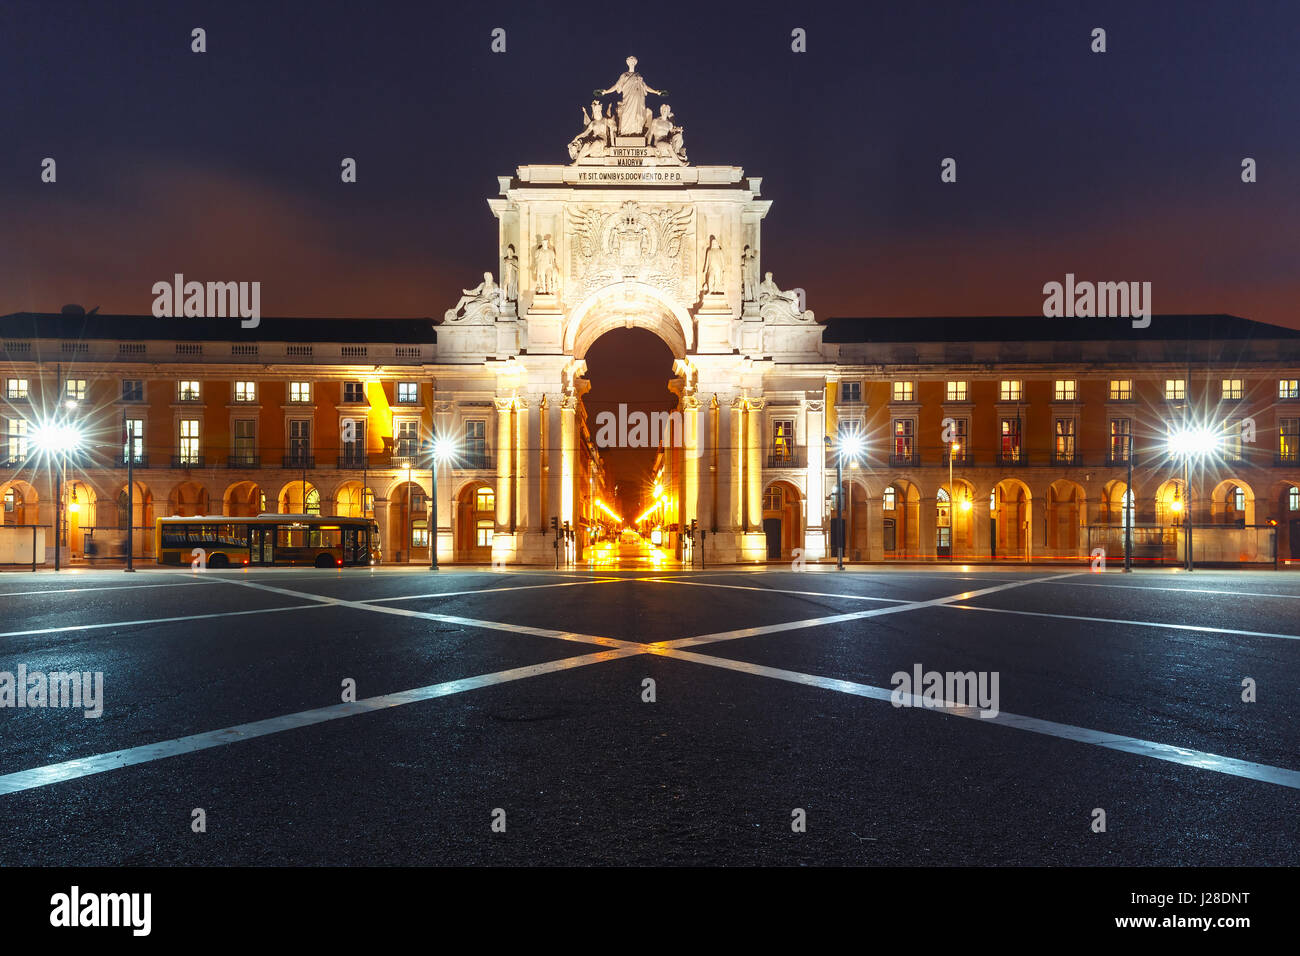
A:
[435, 56, 835, 565]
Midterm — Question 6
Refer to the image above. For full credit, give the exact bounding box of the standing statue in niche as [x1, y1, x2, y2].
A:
[502, 244, 519, 303]
[701, 235, 725, 296]
[533, 234, 559, 295]
[741, 245, 758, 302]
[445, 272, 502, 323]
[594, 56, 667, 137]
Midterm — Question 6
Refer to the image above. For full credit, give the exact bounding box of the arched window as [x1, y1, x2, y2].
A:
[5, 488, 17, 514]
[305, 488, 320, 516]
[116, 490, 129, 528]
[1290, 487, 1299, 512]
[1232, 486, 1245, 511]
[883, 486, 896, 511]
[936, 488, 950, 504]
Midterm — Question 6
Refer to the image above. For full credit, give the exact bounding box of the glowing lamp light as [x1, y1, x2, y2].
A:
[431, 436, 457, 462]
[839, 433, 866, 461]
[960, 498, 973, 513]
[32, 421, 84, 455]
[1170, 497, 1184, 513]
[1166, 425, 1219, 459]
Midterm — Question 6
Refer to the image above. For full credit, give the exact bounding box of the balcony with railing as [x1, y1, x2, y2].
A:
[458, 448, 492, 470]
[226, 453, 261, 469]
[889, 450, 919, 468]
[1276, 450, 1300, 466]
[337, 450, 370, 469]
[282, 453, 314, 469]
[171, 454, 205, 469]
[996, 450, 1028, 467]
[766, 445, 806, 468]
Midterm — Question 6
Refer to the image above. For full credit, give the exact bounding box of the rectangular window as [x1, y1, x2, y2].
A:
[122, 379, 144, 402]
[772, 418, 795, 462]
[464, 419, 487, 465]
[1290, 487, 1299, 512]
[1165, 378, 1186, 401]
[7, 419, 28, 462]
[1223, 420, 1244, 462]
[882, 486, 896, 511]
[65, 379, 87, 402]
[341, 418, 366, 466]
[1053, 380, 1076, 402]
[179, 419, 200, 464]
[892, 418, 915, 462]
[946, 418, 969, 462]
[475, 488, 495, 512]
[999, 418, 1022, 463]
[178, 380, 201, 402]
[1281, 418, 1300, 463]
[1222, 378, 1243, 400]
[411, 520, 429, 548]
[1279, 379, 1299, 400]
[476, 519, 494, 547]
[1108, 379, 1133, 401]
[233, 419, 256, 465]
[343, 381, 365, 403]
[234, 381, 256, 402]
[945, 380, 968, 402]
[124, 419, 143, 464]
[289, 381, 311, 403]
[840, 381, 861, 403]
[891, 381, 914, 402]
[1109, 418, 1132, 463]
[395, 420, 419, 460]
[5, 379, 28, 400]
[397, 382, 418, 404]
[288, 420, 311, 463]
[1054, 418, 1076, 462]
[999, 380, 1022, 402]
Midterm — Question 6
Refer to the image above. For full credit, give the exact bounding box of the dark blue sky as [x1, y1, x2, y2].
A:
[2, 0, 1297, 326]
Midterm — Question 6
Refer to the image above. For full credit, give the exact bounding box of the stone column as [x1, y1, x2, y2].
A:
[696, 396, 714, 531]
[373, 498, 390, 563]
[560, 396, 576, 526]
[867, 497, 884, 561]
[514, 400, 530, 531]
[494, 399, 513, 533]
[746, 399, 764, 533]
[546, 396, 563, 529]
[727, 397, 744, 532]
[919, 496, 937, 561]
[804, 399, 826, 559]
[683, 396, 699, 526]
[971, 502, 990, 559]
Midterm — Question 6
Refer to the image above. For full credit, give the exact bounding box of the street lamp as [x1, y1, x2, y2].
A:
[947, 440, 961, 561]
[827, 431, 866, 570]
[31, 417, 84, 572]
[428, 433, 456, 570]
[1166, 423, 1219, 572]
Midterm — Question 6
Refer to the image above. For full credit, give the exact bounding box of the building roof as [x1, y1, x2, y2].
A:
[821, 314, 1300, 344]
[0, 312, 436, 344]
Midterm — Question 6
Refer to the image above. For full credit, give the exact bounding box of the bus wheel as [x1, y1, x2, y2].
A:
[314, 553, 334, 569]
[208, 553, 230, 569]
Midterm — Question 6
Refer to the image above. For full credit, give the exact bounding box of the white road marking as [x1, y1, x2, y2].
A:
[655, 648, 1300, 790]
[632, 576, 908, 604]
[944, 603, 1300, 642]
[362, 577, 625, 604]
[0, 646, 645, 796]
[0, 582, 212, 598]
[0, 603, 324, 639]
[1047, 579, 1300, 600]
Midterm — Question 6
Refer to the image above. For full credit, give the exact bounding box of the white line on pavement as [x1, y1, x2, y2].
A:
[943, 603, 1300, 642]
[0, 604, 325, 639]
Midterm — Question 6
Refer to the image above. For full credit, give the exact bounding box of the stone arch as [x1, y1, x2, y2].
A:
[1046, 478, 1087, 556]
[761, 479, 802, 559]
[881, 478, 921, 558]
[943, 477, 977, 558]
[276, 480, 320, 516]
[0, 478, 39, 526]
[64, 479, 98, 557]
[333, 480, 368, 518]
[387, 478, 429, 563]
[1154, 477, 1187, 526]
[223, 480, 263, 517]
[1268, 479, 1300, 561]
[564, 282, 693, 359]
[1209, 477, 1255, 525]
[167, 480, 210, 517]
[115, 481, 155, 558]
[456, 479, 496, 561]
[992, 478, 1032, 560]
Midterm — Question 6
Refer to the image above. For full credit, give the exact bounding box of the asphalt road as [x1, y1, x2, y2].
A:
[0, 564, 1296, 865]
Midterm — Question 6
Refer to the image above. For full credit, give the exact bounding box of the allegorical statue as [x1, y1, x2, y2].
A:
[567, 100, 614, 161]
[741, 245, 758, 302]
[646, 104, 687, 163]
[445, 272, 501, 323]
[502, 244, 519, 303]
[701, 235, 725, 295]
[758, 271, 807, 320]
[533, 234, 559, 295]
[594, 56, 667, 137]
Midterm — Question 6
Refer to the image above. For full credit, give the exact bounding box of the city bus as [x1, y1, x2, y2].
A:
[155, 515, 381, 568]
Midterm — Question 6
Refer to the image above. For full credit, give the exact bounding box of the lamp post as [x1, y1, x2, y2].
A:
[428, 433, 454, 570]
[1166, 423, 1218, 573]
[827, 432, 865, 570]
[1123, 432, 1134, 573]
[124, 410, 135, 572]
[948, 440, 959, 562]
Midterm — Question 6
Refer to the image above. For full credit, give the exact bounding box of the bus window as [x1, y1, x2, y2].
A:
[277, 525, 307, 549]
[307, 527, 341, 549]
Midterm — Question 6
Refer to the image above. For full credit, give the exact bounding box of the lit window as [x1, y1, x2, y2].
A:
[3, 488, 14, 512]
[999, 380, 1023, 402]
[411, 519, 429, 547]
[1108, 379, 1133, 401]
[178, 380, 201, 401]
[1054, 418, 1076, 461]
[5, 379, 28, 400]
[234, 381, 256, 402]
[395, 420, 419, 459]
[397, 382, 418, 404]
[945, 380, 968, 402]
[891, 381, 914, 402]
[122, 380, 143, 401]
[1221, 379, 1243, 400]
[882, 486, 896, 511]
[892, 419, 914, 460]
[1110, 418, 1132, 462]
[1053, 380, 1076, 401]
[1231, 486, 1245, 511]
[1290, 487, 1299, 511]
[475, 487, 495, 512]
[1165, 379, 1186, 401]
[1280, 379, 1299, 400]
[1000, 418, 1022, 462]
[840, 381, 861, 403]
[289, 381, 311, 403]
[476, 520, 493, 548]
[124, 419, 143, 463]
[936, 487, 950, 504]
[179, 419, 200, 463]
[7, 419, 28, 462]
[1281, 419, 1300, 463]
[1223, 420, 1244, 461]
[65, 379, 87, 402]
[305, 488, 320, 516]
[763, 486, 783, 510]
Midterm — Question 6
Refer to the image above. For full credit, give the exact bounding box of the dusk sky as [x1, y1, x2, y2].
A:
[2, 0, 1297, 328]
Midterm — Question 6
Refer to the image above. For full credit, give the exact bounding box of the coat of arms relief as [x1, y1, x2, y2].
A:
[564, 201, 694, 307]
